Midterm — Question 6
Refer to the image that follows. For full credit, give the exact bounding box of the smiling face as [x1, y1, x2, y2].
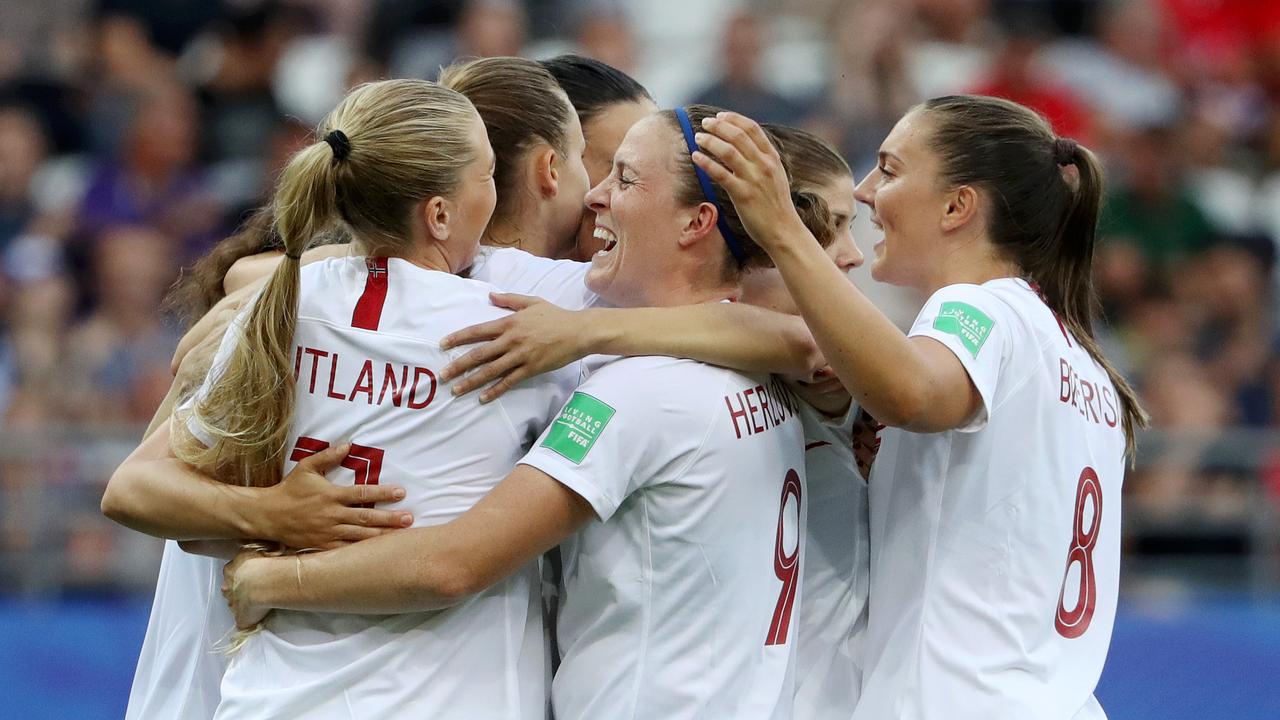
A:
[583, 114, 695, 308]
[572, 99, 659, 261]
[853, 108, 950, 292]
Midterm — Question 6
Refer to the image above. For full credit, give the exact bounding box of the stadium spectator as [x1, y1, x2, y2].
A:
[77, 83, 222, 265]
[65, 226, 179, 425]
[1099, 123, 1219, 272]
[690, 9, 811, 125]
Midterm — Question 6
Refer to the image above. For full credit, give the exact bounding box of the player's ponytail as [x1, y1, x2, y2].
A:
[921, 95, 1148, 457]
[173, 80, 481, 488]
[1041, 142, 1147, 458]
[175, 137, 337, 488]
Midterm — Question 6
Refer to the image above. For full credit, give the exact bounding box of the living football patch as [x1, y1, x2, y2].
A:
[933, 301, 994, 358]
[541, 392, 616, 464]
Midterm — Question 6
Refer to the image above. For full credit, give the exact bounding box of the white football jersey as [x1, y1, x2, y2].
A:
[124, 249, 597, 719]
[519, 357, 808, 720]
[202, 257, 584, 720]
[124, 541, 230, 720]
[854, 279, 1127, 720]
[792, 401, 870, 719]
[467, 246, 598, 310]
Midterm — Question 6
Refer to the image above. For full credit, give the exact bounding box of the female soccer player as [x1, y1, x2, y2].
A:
[112, 78, 596, 719]
[435, 122, 875, 719]
[107, 59, 597, 720]
[538, 54, 658, 261]
[221, 105, 833, 720]
[691, 96, 1146, 719]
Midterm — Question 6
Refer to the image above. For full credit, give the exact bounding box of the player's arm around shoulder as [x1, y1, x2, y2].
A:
[102, 419, 411, 549]
[224, 463, 597, 625]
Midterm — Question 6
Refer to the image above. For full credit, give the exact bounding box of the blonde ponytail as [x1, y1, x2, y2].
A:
[174, 141, 337, 487]
[172, 79, 480, 489]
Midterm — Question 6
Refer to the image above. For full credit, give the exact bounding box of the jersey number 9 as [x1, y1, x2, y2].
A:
[766, 469, 802, 646]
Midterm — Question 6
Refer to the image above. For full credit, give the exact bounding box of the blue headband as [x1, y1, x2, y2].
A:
[673, 107, 747, 266]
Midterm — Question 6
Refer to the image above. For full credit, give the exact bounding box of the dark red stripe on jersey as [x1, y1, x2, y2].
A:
[352, 257, 390, 331]
[805, 441, 831, 451]
[289, 435, 330, 462]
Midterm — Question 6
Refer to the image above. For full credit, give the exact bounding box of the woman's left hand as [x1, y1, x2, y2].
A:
[691, 112, 810, 251]
[223, 548, 274, 629]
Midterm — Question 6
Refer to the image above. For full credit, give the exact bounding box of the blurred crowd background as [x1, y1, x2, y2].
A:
[1, 0, 1279, 716]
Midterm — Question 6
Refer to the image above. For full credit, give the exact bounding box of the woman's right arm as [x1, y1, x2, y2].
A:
[101, 420, 411, 547]
[440, 294, 823, 402]
[224, 464, 596, 626]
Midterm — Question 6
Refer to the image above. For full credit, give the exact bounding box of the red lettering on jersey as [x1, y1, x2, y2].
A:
[407, 367, 437, 409]
[725, 380, 800, 441]
[766, 469, 803, 646]
[744, 388, 764, 434]
[1059, 359, 1072, 402]
[724, 393, 750, 439]
[1080, 380, 1099, 423]
[1059, 357, 1119, 430]
[348, 360, 375, 404]
[757, 385, 773, 431]
[294, 346, 303, 382]
[351, 257, 390, 331]
[1101, 386, 1118, 428]
[326, 353, 345, 400]
[379, 364, 408, 407]
[289, 435, 330, 461]
[304, 347, 328, 394]
[341, 444, 386, 508]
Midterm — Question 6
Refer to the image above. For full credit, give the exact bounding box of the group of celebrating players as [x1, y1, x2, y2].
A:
[100, 52, 1144, 720]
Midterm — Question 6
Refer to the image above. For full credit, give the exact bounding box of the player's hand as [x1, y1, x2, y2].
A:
[852, 409, 884, 481]
[440, 293, 586, 403]
[690, 112, 810, 252]
[222, 548, 273, 629]
[258, 443, 412, 550]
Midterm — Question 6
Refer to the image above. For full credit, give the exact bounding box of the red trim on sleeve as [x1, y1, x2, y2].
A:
[352, 257, 390, 331]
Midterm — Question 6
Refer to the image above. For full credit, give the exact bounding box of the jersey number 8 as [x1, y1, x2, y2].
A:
[1055, 466, 1101, 639]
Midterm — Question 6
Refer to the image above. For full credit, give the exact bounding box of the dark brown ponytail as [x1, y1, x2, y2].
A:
[921, 95, 1148, 456]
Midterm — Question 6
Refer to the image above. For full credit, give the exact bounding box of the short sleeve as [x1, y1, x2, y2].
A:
[467, 247, 602, 310]
[908, 284, 1011, 432]
[518, 358, 712, 521]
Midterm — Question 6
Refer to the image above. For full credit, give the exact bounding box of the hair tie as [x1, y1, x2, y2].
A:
[673, 107, 747, 266]
[284, 251, 303, 260]
[324, 129, 351, 164]
[1054, 137, 1078, 166]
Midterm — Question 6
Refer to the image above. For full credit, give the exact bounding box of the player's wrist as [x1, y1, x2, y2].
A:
[241, 554, 290, 610]
[234, 485, 279, 541]
[578, 308, 616, 356]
